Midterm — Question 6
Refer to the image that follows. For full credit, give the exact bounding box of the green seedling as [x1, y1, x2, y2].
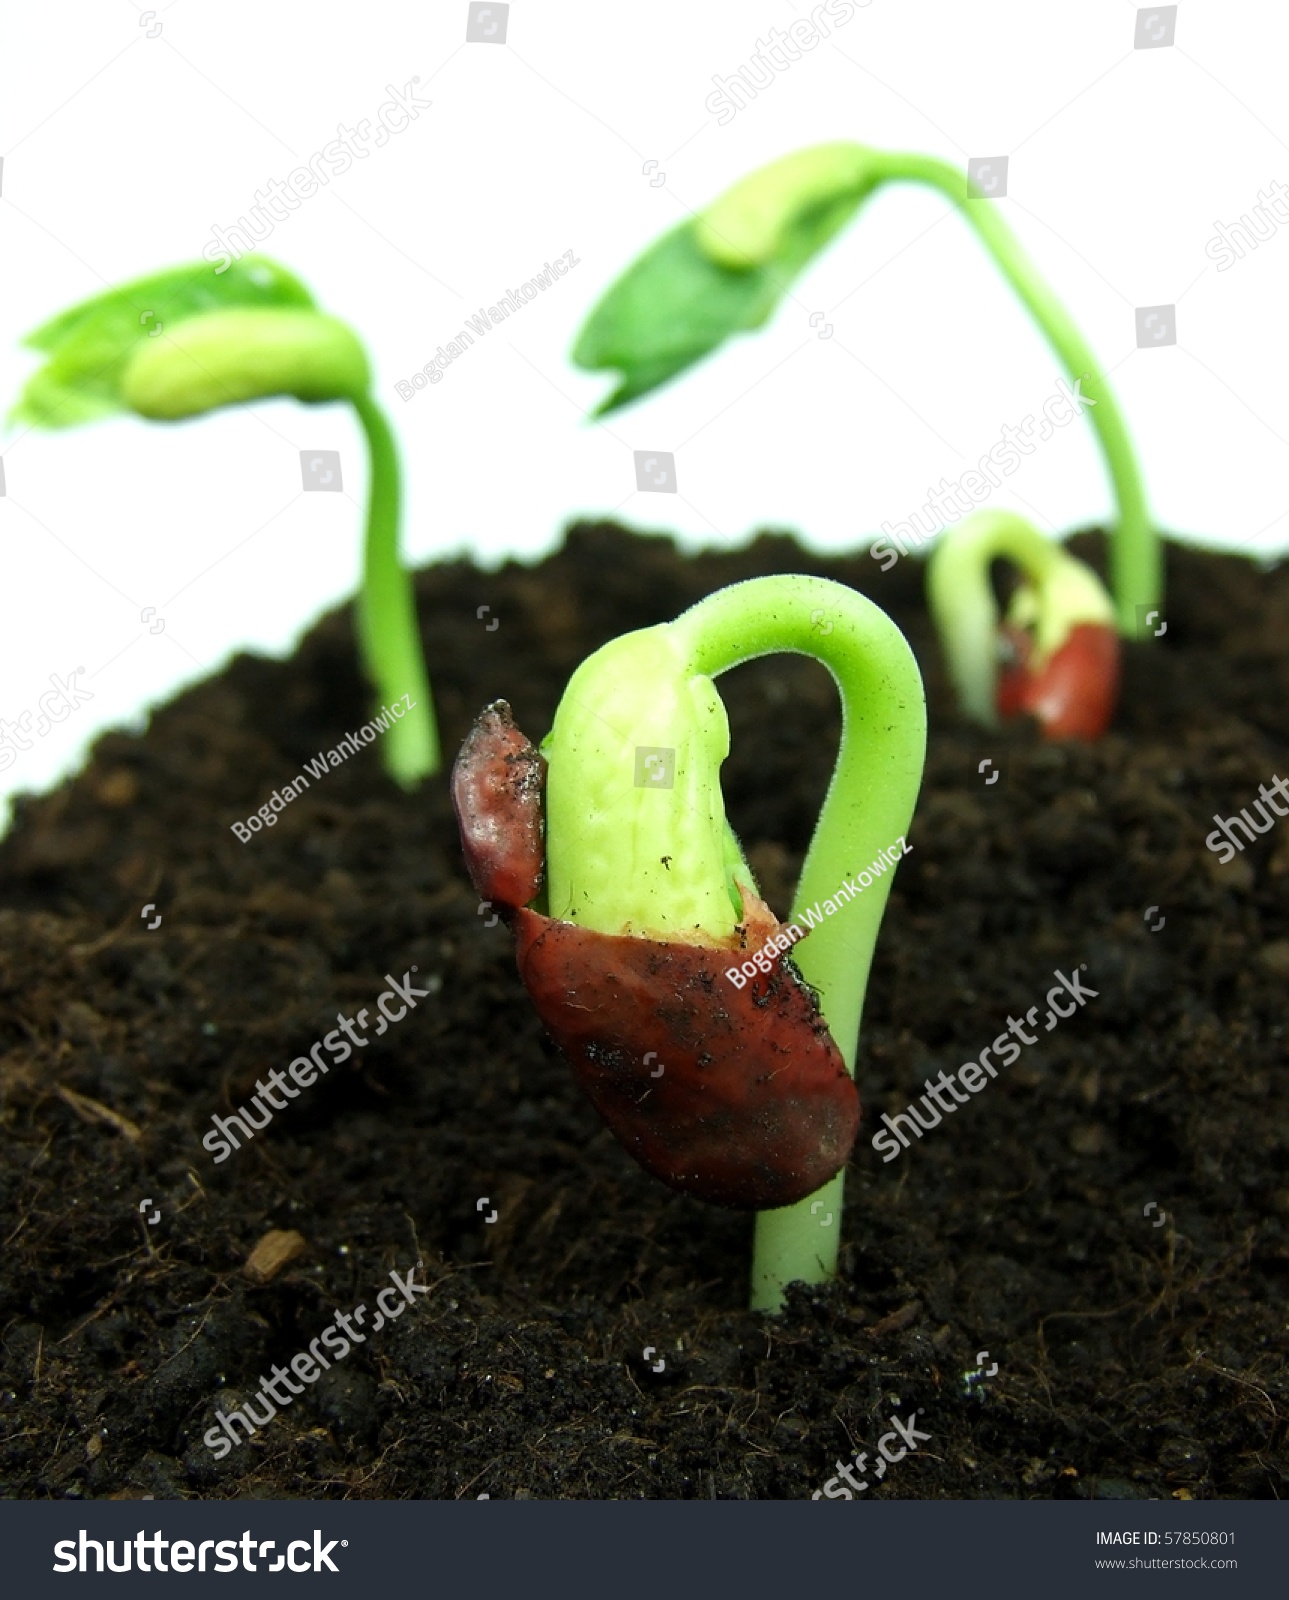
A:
[452, 575, 926, 1311]
[573, 142, 1158, 638]
[928, 510, 1120, 739]
[11, 255, 437, 785]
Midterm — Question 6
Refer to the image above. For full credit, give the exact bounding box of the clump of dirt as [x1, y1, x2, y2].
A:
[0, 523, 1286, 1500]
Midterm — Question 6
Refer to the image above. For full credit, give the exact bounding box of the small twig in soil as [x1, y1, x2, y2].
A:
[54, 1084, 141, 1143]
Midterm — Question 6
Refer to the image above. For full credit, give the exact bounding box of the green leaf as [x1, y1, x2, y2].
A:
[572, 144, 875, 415]
[571, 224, 779, 414]
[13, 256, 315, 429]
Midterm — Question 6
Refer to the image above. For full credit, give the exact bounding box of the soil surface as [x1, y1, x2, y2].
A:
[1, 523, 1286, 1501]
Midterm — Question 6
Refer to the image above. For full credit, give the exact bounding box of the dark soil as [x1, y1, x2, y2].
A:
[1, 523, 1286, 1502]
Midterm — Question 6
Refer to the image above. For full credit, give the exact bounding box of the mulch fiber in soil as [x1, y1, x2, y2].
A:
[0, 522, 1286, 1501]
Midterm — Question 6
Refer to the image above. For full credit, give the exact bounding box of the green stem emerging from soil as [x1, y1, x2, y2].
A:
[351, 394, 438, 785]
[542, 576, 926, 1311]
[926, 509, 1116, 727]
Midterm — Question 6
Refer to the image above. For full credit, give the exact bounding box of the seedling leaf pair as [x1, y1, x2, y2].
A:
[573, 145, 874, 414]
[574, 141, 1159, 638]
[13, 258, 315, 430]
[11, 256, 437, 785]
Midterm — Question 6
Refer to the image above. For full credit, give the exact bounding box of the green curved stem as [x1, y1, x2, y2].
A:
[694, 144, 1156, 635]
[870, 151, 1156, 637]
[675, 581, 925, 1310]
[926, 508, 1114, 727]
[543, 576, 926, 1311]
[351, 393, 438, 784]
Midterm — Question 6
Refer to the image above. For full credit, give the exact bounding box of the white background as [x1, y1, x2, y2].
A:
[1, 0, 1286, 816]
